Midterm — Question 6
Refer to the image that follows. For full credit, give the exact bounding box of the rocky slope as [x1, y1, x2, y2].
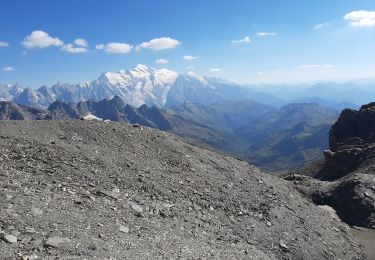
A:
[0, 98, 339, 172]
[0, 120, 364, 259]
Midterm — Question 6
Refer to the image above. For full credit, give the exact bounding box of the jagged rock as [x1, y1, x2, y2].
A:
[286, 102, 375, 231]
[322, 103, 375, 179]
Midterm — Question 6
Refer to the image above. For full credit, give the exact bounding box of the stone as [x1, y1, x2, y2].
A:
[279, 240, 289, 252]
[130, 202, 143, 213]
[31, 207, 43, 216]
[44, 236, 70, 248]
[2, 234, 17, 243]
[97, 189, 120, 199]
[119, 225, 130, 234]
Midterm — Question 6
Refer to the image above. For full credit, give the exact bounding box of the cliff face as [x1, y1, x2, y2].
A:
[324, 103, 375, 180]
[0, 120, 364, 259]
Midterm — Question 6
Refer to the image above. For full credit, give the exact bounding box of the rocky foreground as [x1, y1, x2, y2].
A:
[0, 121, 364, 259]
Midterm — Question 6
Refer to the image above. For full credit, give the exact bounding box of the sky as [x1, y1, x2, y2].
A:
[0, 0, 375, 87]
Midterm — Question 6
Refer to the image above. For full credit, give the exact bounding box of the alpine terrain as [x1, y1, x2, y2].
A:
[0, 120, 364, 259]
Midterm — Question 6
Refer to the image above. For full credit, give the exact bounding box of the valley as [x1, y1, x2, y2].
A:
[0, 65, 349, 172]
[2, 1, 375, 259]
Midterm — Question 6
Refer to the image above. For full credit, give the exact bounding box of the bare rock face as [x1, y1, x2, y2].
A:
[287, 102, 375, 231]
[329, 103, 375, 151]
[324, 103, 375, 179]
[0, 121, 364, 259]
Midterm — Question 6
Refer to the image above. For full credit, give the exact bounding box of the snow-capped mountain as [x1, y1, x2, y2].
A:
[0, 64, 282, 108]
[93, 64, 178, 108]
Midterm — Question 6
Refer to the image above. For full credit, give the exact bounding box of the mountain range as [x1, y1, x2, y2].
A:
[0, 64, 284, 109]
[5, 64, 370, 171]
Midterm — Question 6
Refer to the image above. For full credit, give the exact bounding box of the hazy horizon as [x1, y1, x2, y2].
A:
[2, 63, 375, 90]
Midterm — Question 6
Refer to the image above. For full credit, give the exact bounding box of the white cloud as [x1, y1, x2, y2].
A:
[314, 22, 330, 30]
[74, 38, 88, 47]
[0, 41, 9, 47]
[210, 68, 222, 73]
[257, 32, 276, 37]
[183, 55, 199, 61]
[61, 44, 88, 54]
[136, 37, 182, 51]
[3, 66, 15, 72]
[22, 30, 63, 49]
[96, 43, 133, 54]
[231, 36, 251, 44]
[156, 59, 169, 64]
[344, 10, 375, 27]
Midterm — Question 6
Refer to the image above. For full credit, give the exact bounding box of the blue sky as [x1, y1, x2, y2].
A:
[0, 0, 375, 87]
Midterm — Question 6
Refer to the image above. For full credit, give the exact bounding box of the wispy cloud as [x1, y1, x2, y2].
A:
[210, 68, 223, 72]
[231, 36, 251, 44]
[344, 10, 375, 27]
[257, 32, 276, 37]
[3, 66, 15, 72]
[22, 30, 63, 49]
[96, 43, 133, 54]
[136, 37, 182, 51]
[183, 55, 199, 61]
[61, 44, 88, 54]
[61, 38, 88, 53]
[156, 59, 169, 64]
[314, 22, 330, 30]
[0, 41, 9, 47]
[74, 38, 88, 47]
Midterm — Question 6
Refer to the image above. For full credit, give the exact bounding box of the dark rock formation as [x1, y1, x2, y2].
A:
[0, 101, 48, 120]
[322, 104, 375, 180]
[48, 100, 80, 119]
[286, 102, 375, 231]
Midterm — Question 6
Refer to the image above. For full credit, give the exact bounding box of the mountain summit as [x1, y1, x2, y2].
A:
[0, 65, 282, 109]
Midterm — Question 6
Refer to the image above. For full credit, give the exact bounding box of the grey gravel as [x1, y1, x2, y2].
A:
[0, 120, 365, 259]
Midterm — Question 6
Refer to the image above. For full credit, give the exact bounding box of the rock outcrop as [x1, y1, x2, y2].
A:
[287, 102, 375, 231]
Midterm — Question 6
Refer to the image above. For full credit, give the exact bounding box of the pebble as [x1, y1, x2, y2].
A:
[279, 240, 289, 251]
[44, 236, 70, 248]
[119, 225, 130, 234]
[2, 234, 17, 243]
[31, 207, 43, 216]
[266, 221, 272, 227]
[130, 202, 143, 213]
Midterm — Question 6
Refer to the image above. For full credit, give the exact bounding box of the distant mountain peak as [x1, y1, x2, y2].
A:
[0, 64, 284, 109]
[134, 64, 149, 71]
